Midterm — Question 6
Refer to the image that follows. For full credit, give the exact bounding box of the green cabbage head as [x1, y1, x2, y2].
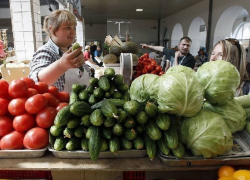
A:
[196, 60, 240, 105]
[203, 99, 246, 133]
[167, 65, 195, 76]
[157, 72, 204, 117]
[180, 109, 233, 158]
[129, 74, 159, 103]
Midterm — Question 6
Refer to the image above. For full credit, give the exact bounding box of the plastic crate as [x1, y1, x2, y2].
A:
[123, 171, 146, 180]
[0, 170, 52, 179]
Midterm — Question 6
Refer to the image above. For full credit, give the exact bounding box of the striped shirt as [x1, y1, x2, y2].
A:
[29, 38, 90, 92]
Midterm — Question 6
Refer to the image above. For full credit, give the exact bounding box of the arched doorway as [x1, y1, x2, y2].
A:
[171, 23, 183, 49]
[188, 17, 206, 56]
[213, 6, 249, 47]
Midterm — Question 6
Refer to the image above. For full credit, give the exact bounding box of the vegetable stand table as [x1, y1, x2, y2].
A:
[0, 151, 250, 180]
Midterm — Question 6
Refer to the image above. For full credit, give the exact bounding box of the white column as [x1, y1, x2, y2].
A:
[9, 0, 43, 61]
[76, 20, 84, 47]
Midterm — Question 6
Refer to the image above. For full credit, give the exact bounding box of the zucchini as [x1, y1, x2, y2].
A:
[171, 140, 186, 158]
[133, 136, 144, 150]
[104, 68, 115, 79]
[89, 77, 99, 86]
[113, 74, 124, 85]
[54, 106, 71, 127]
[123, 100, 141, 116]
[116, 108, 127, 123]
[144, 133, 156, 161]
[65, 137, 81, 150]
[164, 123, 179, 150]
[155, 113, 171, 130]
[81, 115, 91, 127]
[145, 101, 158, 117]
[157, 136, 170, 155]
[100, 138, 109, 151]
[63, 127, 74, 138]
[89, 126, 102, 161]
[69, 92, 79, 105]
[54, 136, 68, 151]
[136, 111, 148, 125]
[112, 123, 124, 136]
[235, 94, 250, 108]
[124, 116, 136, 128]
[67, 117, 81, 129]
[124, 128, 137, 141]
[81, 138, 89, 151]
[109, 136, 120, 154]
[78, 89, 89, 101]
[74, 125, 86, 138]
[90, 109, 104, 126]
[98, 76, 110, 91]
[70, 101, 93, 117]
[121, 137, 132, 150]
[50, 125, 64, 137]
[102, 127, 112, 140]
[72, 84, 86, 94]
[104, 117, 116, 127]
[145, 120, 162, 141]
[101, 99, 118, 119]
[91, 99, 126, 110]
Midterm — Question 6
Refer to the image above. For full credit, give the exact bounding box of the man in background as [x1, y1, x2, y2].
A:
[141, 37, 195, 69]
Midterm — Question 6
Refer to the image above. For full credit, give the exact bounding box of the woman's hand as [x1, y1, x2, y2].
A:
[58, 46, 85, 71]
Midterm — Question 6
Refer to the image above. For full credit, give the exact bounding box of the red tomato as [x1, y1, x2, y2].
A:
[142, 69, 148, 74]
[57, 91, 70, 103]
[43, 93, 58, 107]
[0, 131, 25, 150]
[56, 102, 69, 111]
[34, 82, 48, 94]
[146, 64, 154, 72]
[13, 113, 36, 132]
[137, 70, 142, 75]
[0, 98, 9, 116]
[155, 65, 162, 72]
[20, 77, 35, 88]
[0, 116, 13, 136]
[48, 86, 59, 97]
[158, 71, 165, 76]
[151, 70, 158, 74]
[23, 127, 49, 149]
[25, 94, 48, 114]
[27, 88, 39, 98]
[8, 79, 28, 98]
[36, 107, 57, 128]
[8, 98, 27, 116]
[0, 79, 9, 97]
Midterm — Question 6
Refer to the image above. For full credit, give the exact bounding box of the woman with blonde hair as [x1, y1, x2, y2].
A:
[210, 38, 249, 96]
[29, 10, 89, 93]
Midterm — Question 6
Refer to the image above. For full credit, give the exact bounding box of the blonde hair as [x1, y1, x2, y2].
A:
[43, 10, 77, 39]
[212, 39, 248, 95]
[85, 45, 90, 50]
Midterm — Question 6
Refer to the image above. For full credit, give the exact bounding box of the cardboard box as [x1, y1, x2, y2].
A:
[0, 60, 30, 82]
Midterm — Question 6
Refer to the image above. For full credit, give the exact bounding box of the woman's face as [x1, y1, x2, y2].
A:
[51, 24, 76, 48]
[210, 44, 226, 61]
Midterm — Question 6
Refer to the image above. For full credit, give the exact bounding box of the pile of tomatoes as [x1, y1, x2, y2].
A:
[0, 78, 69, 150]
[133, 53, 165, 79]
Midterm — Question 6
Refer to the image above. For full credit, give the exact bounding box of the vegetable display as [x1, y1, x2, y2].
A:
[130, 60, 249, 159]
[133, 53, 164, 78]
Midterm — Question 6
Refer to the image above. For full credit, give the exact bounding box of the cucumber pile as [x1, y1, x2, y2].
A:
[49, 67, 186, 161]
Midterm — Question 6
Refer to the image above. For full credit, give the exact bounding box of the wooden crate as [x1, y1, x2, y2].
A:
[105, 35, 123, 47]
